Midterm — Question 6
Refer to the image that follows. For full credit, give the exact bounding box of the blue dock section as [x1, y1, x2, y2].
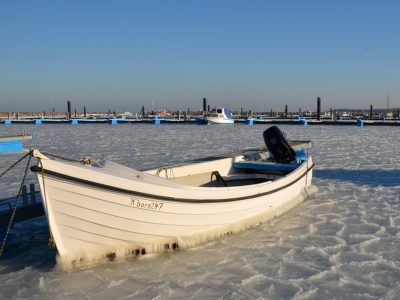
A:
[0, 134, 35, 153]
[0, 140, 24, 153]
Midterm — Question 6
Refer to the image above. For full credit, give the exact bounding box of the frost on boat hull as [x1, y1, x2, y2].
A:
[31, 127, 314, 266]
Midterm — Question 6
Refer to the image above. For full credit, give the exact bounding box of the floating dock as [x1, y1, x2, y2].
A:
[0, 183, 44, 228]
[2, 117, 400, 126]
[0, 133, 35, 153]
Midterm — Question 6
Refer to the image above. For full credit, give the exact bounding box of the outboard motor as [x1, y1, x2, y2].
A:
[263, 126, 296, 163]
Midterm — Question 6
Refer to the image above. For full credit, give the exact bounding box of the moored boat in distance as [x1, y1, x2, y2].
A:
[30, 126, 314, 267]
[206, 108, 234, 124]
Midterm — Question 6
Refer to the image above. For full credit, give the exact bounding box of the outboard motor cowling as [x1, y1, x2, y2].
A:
[263, 126, 296, 163]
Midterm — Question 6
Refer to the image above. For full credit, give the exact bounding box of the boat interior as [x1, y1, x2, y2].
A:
[145, 148, 306, 188]
[142, 125, 311, 188]
[167, 169, 278, 188]
[92, 126, 310, 189]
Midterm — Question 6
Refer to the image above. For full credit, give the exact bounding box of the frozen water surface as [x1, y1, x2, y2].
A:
[0, 124, 400, 299]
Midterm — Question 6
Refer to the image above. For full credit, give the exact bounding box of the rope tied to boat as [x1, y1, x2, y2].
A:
[0, 150, 32, 256]
[40, 151, 88, 164]
[31, 150, 100, 166]
[155, 167, 174, 178]
[0, 151, 31, 179]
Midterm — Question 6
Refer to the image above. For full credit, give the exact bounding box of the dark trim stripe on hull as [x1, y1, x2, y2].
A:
[31, 163, 314, 203]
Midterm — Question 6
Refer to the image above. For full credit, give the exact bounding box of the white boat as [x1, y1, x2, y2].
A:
[31, 126, 314, 265]
[206, 108, 234, 124]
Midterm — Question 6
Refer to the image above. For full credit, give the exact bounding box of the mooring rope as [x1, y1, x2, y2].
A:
[0, 149, 97, 256]
[0, 151, 31, 179]
[40, 151, 95, 166]
[155, 167, 168, 178]
[40, 151, 82, 163]
[0, 152, 32, 256]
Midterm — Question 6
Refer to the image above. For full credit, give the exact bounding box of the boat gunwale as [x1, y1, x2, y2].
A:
[141, 143, 311, 172]
[31, 162, 314, 203]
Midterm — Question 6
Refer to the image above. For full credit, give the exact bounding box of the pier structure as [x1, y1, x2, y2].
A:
[2, 114, 400, 126]
[0, 183, 44, 250]
[2, 97, 400, 126]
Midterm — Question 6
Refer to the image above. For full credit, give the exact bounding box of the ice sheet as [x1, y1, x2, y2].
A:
[0, 124, 399, 299]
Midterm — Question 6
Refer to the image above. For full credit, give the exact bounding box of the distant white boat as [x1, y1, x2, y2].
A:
[206, 108, 234, 124]
[31, 126, 313, 264]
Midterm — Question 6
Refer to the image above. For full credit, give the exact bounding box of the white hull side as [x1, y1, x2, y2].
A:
[36, 157, 313, 261]
[206, 117, 234, 124]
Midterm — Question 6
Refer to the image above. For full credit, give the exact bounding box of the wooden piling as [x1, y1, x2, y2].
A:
[370, 105, 373, 120]
[30, 184, 36, 205]
[22, 185, 28, 207]
[317, 97, 321, 121]
[67, 101, 72, 120]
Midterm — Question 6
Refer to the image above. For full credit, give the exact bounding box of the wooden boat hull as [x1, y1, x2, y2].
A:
[33, 151, 313, 263]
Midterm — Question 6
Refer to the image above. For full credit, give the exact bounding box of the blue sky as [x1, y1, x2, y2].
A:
[1, 0, 399, 113]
